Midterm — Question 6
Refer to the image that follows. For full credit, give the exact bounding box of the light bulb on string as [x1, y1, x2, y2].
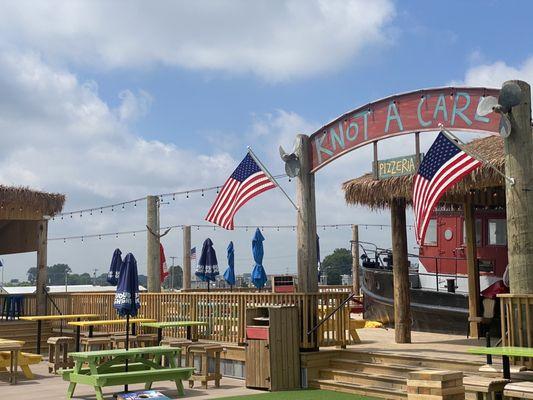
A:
[100, 209, 103, 214]
[80, 213, 83, 218]
[201, 190, 204, 197]
[172, 194, 175, 201]
[122, 204, 125, 210]
[186, 192, 189, 199]
[134, 202, 137, 207]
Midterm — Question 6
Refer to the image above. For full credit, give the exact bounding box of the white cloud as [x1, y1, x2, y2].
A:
[0, 0, 395, 81]
[459, 56, 533, 87]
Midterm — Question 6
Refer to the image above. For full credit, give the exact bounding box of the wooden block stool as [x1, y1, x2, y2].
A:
[80, 337, 112, 352]
[407, 370, 464, 400]
[136, 334, 159, 348]
[47, 336, 74, 374]
[504, 381, 533, 399]
[187, 344, 223, 389]
[464, 375, 509, 400]
[110, 334, 138, 349]
[161, 338, 192, 367]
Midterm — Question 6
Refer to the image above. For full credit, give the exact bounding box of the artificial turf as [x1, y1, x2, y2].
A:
[220, 389, 376, 399]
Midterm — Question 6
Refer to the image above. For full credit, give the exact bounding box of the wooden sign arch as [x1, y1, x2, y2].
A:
[309, 87, 500, 172]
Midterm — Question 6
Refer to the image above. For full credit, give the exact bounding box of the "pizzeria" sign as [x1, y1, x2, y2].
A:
[375, 154, 422, 179]
[309, 87, 500, 172]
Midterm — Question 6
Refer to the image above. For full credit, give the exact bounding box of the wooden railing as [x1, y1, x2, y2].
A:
[0, 291, 355, 349]
[499, 293, 533, 368]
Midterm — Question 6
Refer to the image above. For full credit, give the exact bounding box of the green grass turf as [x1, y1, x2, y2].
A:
[219, 389, 376, 399]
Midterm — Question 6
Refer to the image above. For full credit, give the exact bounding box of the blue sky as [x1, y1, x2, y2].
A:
[0, 0, 532, 281]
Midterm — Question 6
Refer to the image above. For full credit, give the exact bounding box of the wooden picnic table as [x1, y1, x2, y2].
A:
[0, 338, 42, 379]
[468, 346, 533, 379]
[20, 314, 99, 354]
[63, 345, 194, 400]
[68, 318, 156, 352]
[0, 339, 23, 384]
[141, 321, 208, 343]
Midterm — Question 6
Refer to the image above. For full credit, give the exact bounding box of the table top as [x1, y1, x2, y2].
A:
[68, 318, 156, 327]
[0, 341, 23, 350]
[0, 338, 25, 345]
[141, 321, 207, 329]
[20, 314, 99, 321]
[69, 345, 180, 359]
[468, 346, 533, 357]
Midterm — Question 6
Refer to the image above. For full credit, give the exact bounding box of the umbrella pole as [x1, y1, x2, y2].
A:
[125, 314, 129, 393]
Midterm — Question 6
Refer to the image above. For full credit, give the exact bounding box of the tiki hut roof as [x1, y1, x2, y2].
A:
[342, 135, 505, 209]
[0, 185, 65, 218]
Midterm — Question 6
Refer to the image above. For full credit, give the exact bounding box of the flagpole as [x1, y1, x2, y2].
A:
[438, 123, 515, 186]
[247, 146, 299, 211]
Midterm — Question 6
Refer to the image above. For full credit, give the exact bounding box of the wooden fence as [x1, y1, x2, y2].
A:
[1, 291, 355, 349]
[500, 293, 533, 368]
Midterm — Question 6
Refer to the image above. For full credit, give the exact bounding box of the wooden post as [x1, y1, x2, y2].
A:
[373, 141, 379, 179]
[414, 132, 421, 167]
[351, 225, 360, 295]
[146, 195, 161, 292]
[36, 219, 48, 315]
[182, 225, 191, 290]
[464, 196, 480, 337]
[295, 134, 318, 293]
[504, 80, 533, 294]
[391, 198, 411, 343]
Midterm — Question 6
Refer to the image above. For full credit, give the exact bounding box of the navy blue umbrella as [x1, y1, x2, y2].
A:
[223, 241, 236, 290]
[251, 228, 267, 289]
[107, 248, 122, 286]
[113, 252, 140, 393]
[196, 238, 219, 289]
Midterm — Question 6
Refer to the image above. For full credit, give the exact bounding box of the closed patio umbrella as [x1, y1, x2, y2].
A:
[196, 238, 219, 291]
[106, 248, 122, 285]
[223, 241, 236, 291]
[113, 252, 140, 393]
[251, 228, 267, 290]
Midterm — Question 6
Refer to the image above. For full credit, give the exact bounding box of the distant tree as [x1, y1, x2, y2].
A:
[94, 273, 111, 286]
[138, 275, 148, 287]
[164, 265, 183, 289]
[27, 267, 38, 284]
[48, 264, 72, 285]
[321, 248, 352, 285]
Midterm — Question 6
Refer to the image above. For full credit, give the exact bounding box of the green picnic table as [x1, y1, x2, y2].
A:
[141, 321, 208, 343]
[468, 346, 533, 380]
[62, 345, 194, 400]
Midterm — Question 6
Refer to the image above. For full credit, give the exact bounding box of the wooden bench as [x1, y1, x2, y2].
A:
[62, 367, 194, 400]
[504, 381, 533, 399]
[464, 375, 509, 400]
[0, 351, 42, 379]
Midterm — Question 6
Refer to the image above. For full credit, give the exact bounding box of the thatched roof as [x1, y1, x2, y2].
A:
[343, 135, 505, 209]
[0, 185, 65, 217]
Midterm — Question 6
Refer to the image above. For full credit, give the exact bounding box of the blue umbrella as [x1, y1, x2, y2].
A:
[251, 228, 267, 289]
[223, 241, 236, 290]
[107, 248, 122, 285]
[112, 252, 140, 392]
[196, 238, 219, 289]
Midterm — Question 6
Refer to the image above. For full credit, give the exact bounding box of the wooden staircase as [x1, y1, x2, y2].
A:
[308, 350, 486, 399]
[0, 320, 52, 352]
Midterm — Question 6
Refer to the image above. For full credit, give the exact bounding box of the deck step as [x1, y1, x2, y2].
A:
[310, 378, 407, 399]
[330, 359, 422, 378]
[319, 368, 407, 390]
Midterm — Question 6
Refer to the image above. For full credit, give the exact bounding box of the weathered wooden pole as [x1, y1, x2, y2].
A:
[351, 224, 360, 294]
[182, 225, 191, 290]
[146, 195, 161, 292]
[35, 219, 48, 315]
[295, 134, 318, 293]
[464, 196, 480, 337]
[391, 197, 411, 343]
[504, 80, 533, 294]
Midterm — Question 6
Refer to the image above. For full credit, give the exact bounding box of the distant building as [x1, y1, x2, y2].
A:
[340, 274, 352, 286]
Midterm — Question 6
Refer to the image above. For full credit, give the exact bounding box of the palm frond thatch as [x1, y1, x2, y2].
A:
[0, 185, 65, 216]
[343, 135, 505, 209]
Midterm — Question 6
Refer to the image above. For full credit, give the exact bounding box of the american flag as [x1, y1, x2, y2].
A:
[413, 132, 481, 244]
[205, 152, 276, 230]
[190, 247, 196, 262]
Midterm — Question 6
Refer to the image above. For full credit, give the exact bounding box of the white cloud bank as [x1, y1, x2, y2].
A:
[0, 0, 395, 81]
[460, 56, 533, 87]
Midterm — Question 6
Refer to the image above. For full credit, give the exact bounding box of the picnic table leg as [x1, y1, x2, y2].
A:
[66, 359, 83, 398]
[76, 326, 81, 352]
[157, 328, 163, 344]
[168, 351, 185, 396]
[94, 386, 105, 400]
[503, 355, 511, 380]
[37, 320, 42, 354]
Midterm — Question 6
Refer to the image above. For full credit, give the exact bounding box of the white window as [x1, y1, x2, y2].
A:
[463, 219, 482, 246]
[424, 219, 437, 245]
[488, 219, 507, 245]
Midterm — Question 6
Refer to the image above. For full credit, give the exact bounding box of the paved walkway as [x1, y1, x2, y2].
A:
[0, 361, 260, 400]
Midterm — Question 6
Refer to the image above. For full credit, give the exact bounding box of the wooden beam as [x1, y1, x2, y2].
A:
[182, 225, 191, 290]
[373, 141, 379, 179]
[146, 195, 161, 292]
[36, 220, 48, 315]
[504, 80, 533, 294]
[464, 196, 481, 338]
[415, 132, 421, 168]
[351, 224, 360, 295]
[391, 197, 411, 343]
[296, 134, 318, 293]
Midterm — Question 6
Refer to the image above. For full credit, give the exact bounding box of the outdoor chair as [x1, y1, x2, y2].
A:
[160, 338, 193, 367]
[110, 334, 138, 349]
[186, 344, 223, 389]
[47, 336, 74, 374]
[81, 337, 112, 352]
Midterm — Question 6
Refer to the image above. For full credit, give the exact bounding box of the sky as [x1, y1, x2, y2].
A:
[1, 0, 533, 282]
